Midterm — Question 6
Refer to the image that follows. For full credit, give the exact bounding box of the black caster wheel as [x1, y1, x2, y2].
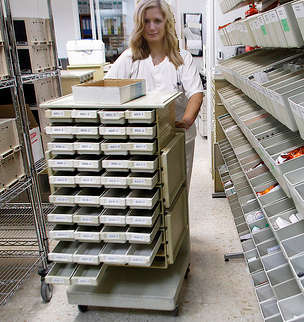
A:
[172, 305, 179, 316]
[184, 266, 190, 279]
[78, 305, 88, 313]
[224, 256, 229, 262]
[41, 281, 53, 303]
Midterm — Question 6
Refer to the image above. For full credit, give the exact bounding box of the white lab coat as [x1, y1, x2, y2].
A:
[105, 48, 203, 186]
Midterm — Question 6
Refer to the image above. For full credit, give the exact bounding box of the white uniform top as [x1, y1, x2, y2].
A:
[105, 48, 203, 142]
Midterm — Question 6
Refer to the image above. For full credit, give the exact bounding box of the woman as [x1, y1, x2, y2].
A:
[105, 0, 203, 188]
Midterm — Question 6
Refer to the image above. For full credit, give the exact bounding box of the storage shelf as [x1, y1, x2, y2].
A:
[0, 78, 15, 89]
[34, 158, 47, 174]
[218, 113, 304, 320]
[0, 256, 42, 305]
[217, 139, 282, 321]
[21, 70, 59, 84]
[0, 178, 32, 208]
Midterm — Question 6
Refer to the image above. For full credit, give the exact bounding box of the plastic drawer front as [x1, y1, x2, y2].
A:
[71, 264, 106, 286]
[48, 140, 75, 155]
[126, 203, 161, 227]
[100, 226, 128, 243]
[48, 156, 75, 171]
[161, 133, 186, 208]
[126, 189, 160, 210]
[73, 243, 104, 265]
[48, 241, 79, 263]
[74, 225, 103, 243]
[45, 263, 77, 285]
[49, 225, 75, 241]
[99, 208, 128, 226]
[165, 186, 188, 265]
[101, 171, 129, 189]
[48, 206, 78, 224]
[75, 172, 103, 188]
[73, 207, 103, 226]
[49, 171, 76, 188]
[74, 140, 102, 155]
[49, 188, 79, 206]
[74, 188, 104, 207]
[71, 110, 99, 123]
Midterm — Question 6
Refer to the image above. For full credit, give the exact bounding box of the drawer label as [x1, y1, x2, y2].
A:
[293, 3, 304, 18]
[107, 161, 124, 167]
[107, 144, 122, 150]
[75, 278, 92, 284]
[78, 161, 96, 167]
[131, 111, 146, 118]
[75, 111, 96, 118]
[103, 128, 125, 134]
[133, 161, 148, 168]
[76, 127, 98, 134]
[53, 215, 70, 221]
[132, 178, 146, 184]
[103, 112, 121, 119]
[54, 197, 71, 203]
[77, 177, 99, 184]
[133, 144, 148, 150]
[52, 144, 72, 150]
[78, 197, 97, 203]
[78, 216, 95, 223]
[54, 232, 73, 238]
[104, 198, 124, 205]
[105, 178, 126, 184]
[105, 233, 121, 239]
[103, 256, 122, 262]
[77, 233, 96, 239]
[129, 234, 146, 241]
[52, 110, 65, 117]
[103, 216, 124, 223]
[77, 143, 98, 150]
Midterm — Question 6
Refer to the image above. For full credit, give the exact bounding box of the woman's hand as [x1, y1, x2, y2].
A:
[175, 120, 191, 129]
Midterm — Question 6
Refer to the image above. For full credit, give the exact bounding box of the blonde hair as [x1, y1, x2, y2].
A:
[130, 0, 183, 69]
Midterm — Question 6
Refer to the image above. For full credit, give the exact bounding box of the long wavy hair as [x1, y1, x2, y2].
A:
[130, 0, 183, 69]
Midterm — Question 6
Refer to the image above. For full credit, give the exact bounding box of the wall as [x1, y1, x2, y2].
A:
[9, 0, 80, 58]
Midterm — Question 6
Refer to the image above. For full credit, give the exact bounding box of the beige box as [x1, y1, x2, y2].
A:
[17, 44, 55, 73]
[13, 18, 48, 45]
[0, 150, 25, 192]
[72, 79, 146, 105]
[0, 47, 9, 79]
[60, 70, 94, 96]
[67, 64, 105, 81]
[0, 118, 20, 157]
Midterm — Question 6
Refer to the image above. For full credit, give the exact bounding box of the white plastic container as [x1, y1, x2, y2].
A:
[100, 188, 129, 209]
[127, 172, 159, 190]
[100, 171, 129, 189]
[73, 140, 102, 155]
[73, 207, 103, 226]
[128, 140, 157, 155]
[99, 208, 128, 226]
[126, 125, 157, 140]
[125, 110, 155, 124]
[66, 40, 105, 65]
[49, 171, 76, 188]
[71, 109, 99, 123]
[100, 140, 128, 155]
[293, 0, 304, 40]
[126, 189, 160, 210]
[102, 156, 129, 172]
[74, 155, 104, 172]
[45, 125, 74, 139]
[73, 126, 100, 139]
[75, 171, 103, 188]
[99, 125, 127, 140]
[48, 155, 76, 171]
[98, 110, 125, 124]
[47, 140, 75, 155]
[100, 226, 128, 243]
[276, 3, 304, 47]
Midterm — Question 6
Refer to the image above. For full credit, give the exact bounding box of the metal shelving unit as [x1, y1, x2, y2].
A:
[0, 0, 60, 305]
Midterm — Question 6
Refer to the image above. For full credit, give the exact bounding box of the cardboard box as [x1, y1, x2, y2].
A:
[67, 64, 105, 81]
[60, 70, 94, 96]
[0, 118, 20, 156]
[72, 79, 146, 105]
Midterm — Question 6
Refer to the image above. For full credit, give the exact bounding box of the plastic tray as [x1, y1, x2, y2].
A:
[49, 224, 75, 241]
[73, 242, 104, 265]
[71, 109, 99, 123]
[126, 216, 161, 244]
[127, 172, 159, 190]
[100, 226, 128, 243]
[48, 241, 79, 263]
[262, 251, 288, 272]
[45, 125, 74, 139]
[267, 264, 294, 287]
[45, 109, 73, 123]
[255, 284, 275, 303]
[99, 208, 129, 226]
[99, 243, 129, 265]
[126, 125, 157, 140]
[45, 263, 77, 285]
[282, 233, 304, 258]
[102, 156, 130, 172]
[292, 183, 304, 215]
[100, 188, 129, 209]
[99, 125, 127, 140]
[260, 299, 280, 320]
[48, 156, 76, 171]
[71, 264, 106, 286]
[98, 110, 125, 124]
[128, 140, 157, 155]
[49, 188, 79, 206]
[74, 188, 104, 207]
[126, 203, 161, 227]
[73, 207, 103, 226]
[74, 139, 103, 154]
[129, 156, 159, 173]
[75, 171, 103, 188]
[74, 155, 104, 172]
[101, 140, 128, 155]
[278, 293, 304, 321]
[48, 206, 78, 224]
[49, 171, 77, 188]
[101, 171, 129, 189]
[124, 109, 155, 124]
[126, 189, 160, 210]
[47, 140, 75, 155]
[74, 225, 103, 243]
[273, 279, 301, 301]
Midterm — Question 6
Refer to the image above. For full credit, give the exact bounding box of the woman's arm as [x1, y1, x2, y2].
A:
[175, 92, 204, 129]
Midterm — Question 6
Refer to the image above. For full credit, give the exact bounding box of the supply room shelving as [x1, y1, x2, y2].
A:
[41, 88, 191, 314]
[214, 0, 304, 320]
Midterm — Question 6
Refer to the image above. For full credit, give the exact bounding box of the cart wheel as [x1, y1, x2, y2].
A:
[184, 266, 190, 279]
[78, 305, 88, 313]
[224, 255, 229, 262]
[41, 281, 53, 303]
[172, 305, 179, 316]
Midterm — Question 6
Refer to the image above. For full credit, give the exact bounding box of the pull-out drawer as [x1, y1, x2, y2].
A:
[73, 207, 103, 226]
[74, 125, 100, 139]
[129, 156, 159, 173]
[102, 156, 129, 172]
[48, 206, 78, 224]
[75, 171, 103, 188]
[47, 140, 75, 155]
[75, 188, 105, 207]
[126, 203, 161, 227]
[73, 242, 104, 265]
[49, 171, 77, 188]
[101, 140, 128, 155]
[126, 189, 160, 210]
[99, 125, 127, 140]
[71, 264, 107, 286]
[49, 188, 79, 206]
[74, 225, 103, 243]
[45, 263, 77, 285]
[45, 109, 73, 123]
[125, 109, 155, 124]
[71, 109, 99, 123]
[48, 155, 75, 171]
[74, 155, 104, 172]
[127, 172, 159, 190]
[100, 226, 128, 243]
[100, 189, 129, 209]
[126, 125, 157, 140]
[48, 241, 79, 263]
[126, 216, 161, 244]
[101, 171, 129, 189]
[98, 110, 125, 124]
[128, 140, 157, 155]
[45, 125, 74, 139]
[74, 140, 103, 155]
[99, 243, 129, 265]
[99, 208, 129, 226]
[49, 224, 76, 241]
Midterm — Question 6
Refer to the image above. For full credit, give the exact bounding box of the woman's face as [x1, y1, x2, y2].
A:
[143, 7, 166, 44]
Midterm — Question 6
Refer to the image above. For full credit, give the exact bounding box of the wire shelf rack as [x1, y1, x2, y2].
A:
[0, 178, 32, 208]
[0, 256, 42, 305]
[34, 158, 47, 174]
[0, 78, 15, 89]
[21, 70, 59, 84]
